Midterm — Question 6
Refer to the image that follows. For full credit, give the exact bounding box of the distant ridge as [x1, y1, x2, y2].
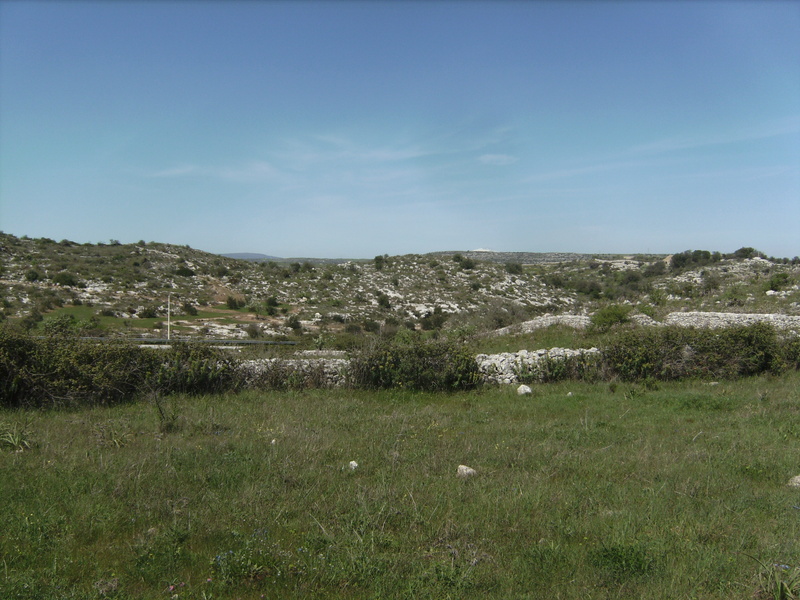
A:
[221, 253, 281, 261]
[428, 250, 669, 264]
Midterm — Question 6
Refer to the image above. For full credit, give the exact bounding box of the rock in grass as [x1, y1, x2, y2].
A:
[457, 464, 477, 478]
[349, 460, 359, 470]
[788, 475, 800, 488]
[517, 384, 532, 395]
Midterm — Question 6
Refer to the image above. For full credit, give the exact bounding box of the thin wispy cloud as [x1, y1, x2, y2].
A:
[216, 161, 279, 182]
[146, 161, 279, 182]
[629, 115, 800, 156]
[149, 165, 198, 178]
[278, 135, 430, 168]
[523, 159, 667, 183]
[479, 154, 518, 166]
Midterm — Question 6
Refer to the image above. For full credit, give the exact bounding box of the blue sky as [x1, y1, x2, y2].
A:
[1, 1, 798, 258]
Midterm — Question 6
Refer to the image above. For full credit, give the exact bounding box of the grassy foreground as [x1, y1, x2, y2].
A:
[2, 374, 800, 599]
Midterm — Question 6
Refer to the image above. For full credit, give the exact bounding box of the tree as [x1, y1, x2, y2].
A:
[51, 272, 78, 287]
[732, 247, 762, 260]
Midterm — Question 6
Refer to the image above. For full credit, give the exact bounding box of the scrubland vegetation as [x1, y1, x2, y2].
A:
[1, 233, 798, 347]
[2, 233, 800, 598]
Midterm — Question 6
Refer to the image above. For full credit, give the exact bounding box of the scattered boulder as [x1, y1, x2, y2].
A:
[457, 464, 477, 478]
[349, 460, 358, 471]
[788, 475, 800, 488]
[517, 384, 532, 395]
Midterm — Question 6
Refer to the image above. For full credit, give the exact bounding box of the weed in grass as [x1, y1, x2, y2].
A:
[152, 393, 181, 434]
[0, 419, 33, 451]
[93, 419, 132, 448]
[747, 555, 800, 600]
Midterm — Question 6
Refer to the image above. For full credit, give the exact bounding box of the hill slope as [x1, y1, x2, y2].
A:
[1, 233, 798, 342]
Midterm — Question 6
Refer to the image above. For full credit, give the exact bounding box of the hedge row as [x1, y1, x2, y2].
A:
[602, 322, 800, 381]
[0, 327, 238, 408]
[348, 338, 481, 391]
[2, 323, 798, 408]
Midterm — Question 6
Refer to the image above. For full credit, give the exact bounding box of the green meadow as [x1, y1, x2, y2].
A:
[3, 373, 800, 599]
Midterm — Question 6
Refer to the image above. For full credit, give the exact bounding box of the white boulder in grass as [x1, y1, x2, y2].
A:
[517, 384, 532, 395]
[349, 460, 359, 470]
[788, 475, 800, 488]
[457, 464, 477, 478]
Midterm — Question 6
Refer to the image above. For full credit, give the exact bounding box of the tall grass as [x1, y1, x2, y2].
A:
[2, 373, 800, 598]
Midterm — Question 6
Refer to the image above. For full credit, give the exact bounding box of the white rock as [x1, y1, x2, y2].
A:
[349, 460, 359, 470]
[517, 384, 532, 395]
[788, 475, 800, 488]
[457, 464, 477, 478]
[567, 392, 573, 397]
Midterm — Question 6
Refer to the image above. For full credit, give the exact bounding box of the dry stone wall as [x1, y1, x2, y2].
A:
[475, 347, 600, 385]
[663, 311, 800, 331]
[236, 311, 799, 387]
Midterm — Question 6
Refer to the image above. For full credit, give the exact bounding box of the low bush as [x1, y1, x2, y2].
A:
[0, 327, 238, 408]
[590, 304, 631, 332]
[51, 272, 79, 287]
[349, 337, 480, 391]
[602, 322, 795, 381]
[505, 262, 524, 275]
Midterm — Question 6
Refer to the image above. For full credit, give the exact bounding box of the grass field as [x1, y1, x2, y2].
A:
[2, 373, 800, 599]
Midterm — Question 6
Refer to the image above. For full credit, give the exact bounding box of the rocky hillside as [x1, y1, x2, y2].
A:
[1, 233, 798, 342]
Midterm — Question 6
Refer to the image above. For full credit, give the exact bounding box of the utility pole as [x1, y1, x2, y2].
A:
[167, 292, 171, 341]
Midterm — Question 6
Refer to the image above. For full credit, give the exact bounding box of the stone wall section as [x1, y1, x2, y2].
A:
[237, 311, 799, 387]
[663, 311, 800, 331]
[475, 347, 600, 385]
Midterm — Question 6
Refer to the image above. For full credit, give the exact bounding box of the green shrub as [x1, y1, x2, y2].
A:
[377, 292, 391, 309]
[460, 257, 476, 270]
[590, 304, 631, 331]
[349, 337, 480, 391]
[505, 262, 524, 275]
[363, 320, 380, 333]
[643, 261, 666, 277]
[226, 296, 244, 310]
[574, 279, 602, 299]
[51, 272, 78, 287]
[153, 342, 238, 396]
[42, 313, 81, 337]
[138, 305, 158, 319]
[602, 323, 792, 382]
[0, 328, 238, 408]
[421, 307, 448, 331]
[732, 246, 762, 259]
[767, 272, 790, 291]
[175, 266, 195, 277]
